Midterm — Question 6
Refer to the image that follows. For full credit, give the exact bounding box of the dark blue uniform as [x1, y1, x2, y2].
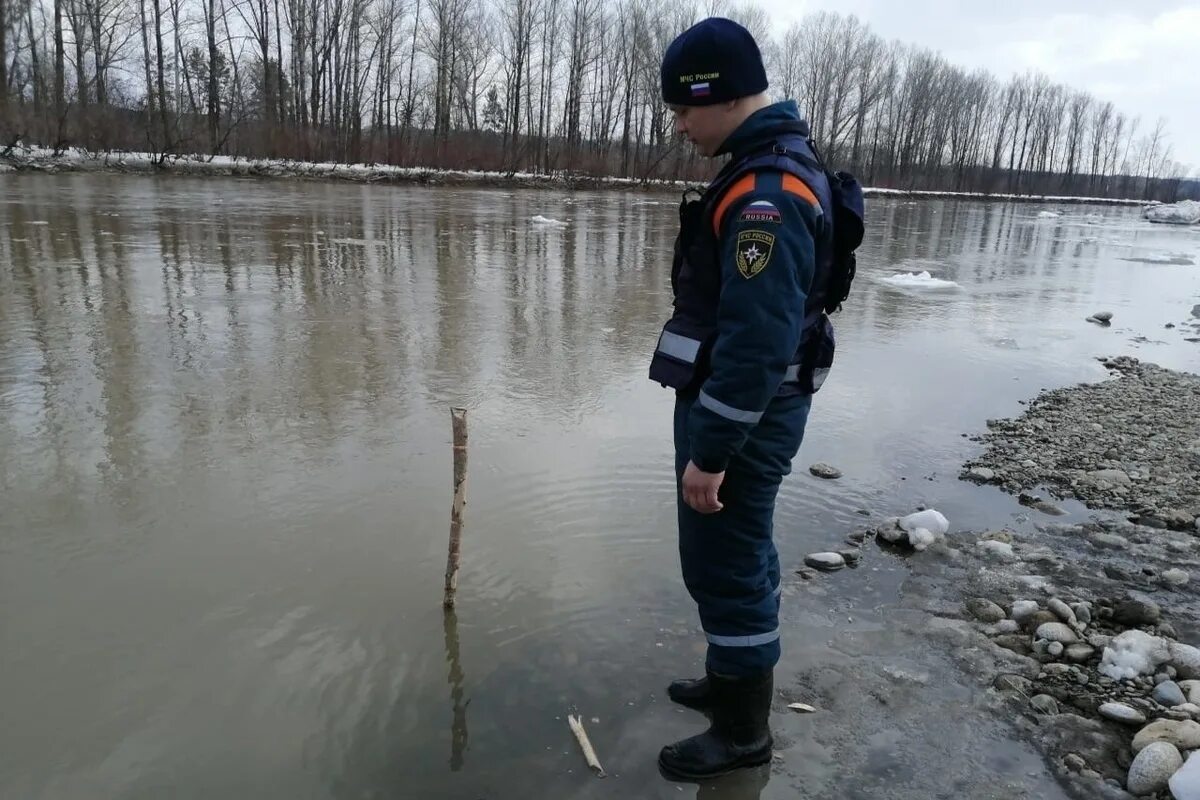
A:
[651, 100, 833, 678]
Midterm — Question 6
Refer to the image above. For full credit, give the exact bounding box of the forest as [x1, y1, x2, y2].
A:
[1, 0, 1195, 200]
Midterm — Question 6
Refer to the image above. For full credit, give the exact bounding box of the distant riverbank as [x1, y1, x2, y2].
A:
[2, 146, 1161, 207]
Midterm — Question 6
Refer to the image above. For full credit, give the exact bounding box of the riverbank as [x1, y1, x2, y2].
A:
[1, 145, 1162, 206]
[810, 356, 1200, 799]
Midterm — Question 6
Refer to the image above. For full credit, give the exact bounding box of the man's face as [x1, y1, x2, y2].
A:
[670, 102, 735, 158]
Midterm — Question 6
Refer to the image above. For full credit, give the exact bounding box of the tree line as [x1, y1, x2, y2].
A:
[1, 0, 1195, 200]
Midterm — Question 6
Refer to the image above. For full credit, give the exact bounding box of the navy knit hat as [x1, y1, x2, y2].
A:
[660, 17, 768, 107]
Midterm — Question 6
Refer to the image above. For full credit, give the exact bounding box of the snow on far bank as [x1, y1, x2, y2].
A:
[0, 145, 1179, 206]
[878, 271, 962, 291]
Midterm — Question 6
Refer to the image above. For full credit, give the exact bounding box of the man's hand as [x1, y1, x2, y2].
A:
[682, 460, 725, 514]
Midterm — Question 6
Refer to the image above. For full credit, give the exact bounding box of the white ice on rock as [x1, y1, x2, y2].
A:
[878, 271, 961, 291]
[897, 509, 950, 551]
[1171, 751, 1200, 800]
[1100, 629, 1172, 680]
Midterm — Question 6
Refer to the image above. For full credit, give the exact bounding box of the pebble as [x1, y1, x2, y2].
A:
[1065, 643, 1095, 663]
[1036, 622, 1079, 644]
[839, 549, 863, 564]
[968, 466, 996, 481]
[1031, 694, 1059, 715]
[1091, 311, 1114, 322]
[966, 598, 1007, 623]
[1179, 703, 1200, 715]
[1171, 643, 1200, 680]
[1127, 741, 1183, 795]
[994, 635, 1033, 656]
[1179, 680, 1200, 705]
[1048, 598, 1077, 626]
[1063, 753, 1087, 773]
[1099, 702, 1147, 725]
[1089, 532, 1131, 550]
[1163, 568, 1190, 586]
[1155, 681, 1188, 707]
[1024, 610, 1060, 634]
[1048, 641, 1064, 657]
[809, 463, 843, 480]
[1011, 600, 1041, 623]
[1133, 719, 1200, 752]
[1089, 634, 1112, 650]
[1072, 603, 1093, 626]
[994, 674, 1032, 694]
[1114, 598, 1162, 626]
[991, 619, 1020, 635]
[804, 552, 845, 571]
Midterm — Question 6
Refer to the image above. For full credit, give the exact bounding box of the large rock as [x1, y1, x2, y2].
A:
[1172, 751, 1200, 800]
[1036, 622, 1080, 644]
[1024, 610, 1061, 634]
[1011, 600, 1041, 624]
[1099, 702, 1146, 725]
[1048, 598, 1077, 627]
[966, 598, 1007, 623]
[1114, 598, 1162, 627]
[1154, 680, 1188, 707]
[1171, 643, 1200, 680]
[1145, 199, 1200, 225]
[1126, 741, 1183, 795]
[1132, 718, 1200, 753]
[809, 463, 843, 480]
[804, 552, 845, 571]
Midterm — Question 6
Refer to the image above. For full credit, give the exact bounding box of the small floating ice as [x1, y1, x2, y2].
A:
[531, 215, 568, 228]
[1037, 211, 1062, 219]
[879, 271, 961, 291]
[28, 220, 50, 225]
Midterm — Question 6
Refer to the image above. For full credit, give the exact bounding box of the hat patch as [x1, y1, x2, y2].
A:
[740, 200, 781, 223]
[690, 82, 711, 98]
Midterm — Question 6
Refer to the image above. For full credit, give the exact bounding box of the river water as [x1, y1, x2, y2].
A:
[2, 173, 1200, 800]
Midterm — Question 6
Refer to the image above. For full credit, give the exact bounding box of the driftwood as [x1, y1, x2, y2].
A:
[443, 407, 468, 608]
[567, 715, 606, 777]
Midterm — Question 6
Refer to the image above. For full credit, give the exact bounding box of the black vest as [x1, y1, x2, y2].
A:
[649, 120, 836, 396]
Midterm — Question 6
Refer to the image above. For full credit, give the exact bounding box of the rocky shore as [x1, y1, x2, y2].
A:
[799, 357, 1200, 798]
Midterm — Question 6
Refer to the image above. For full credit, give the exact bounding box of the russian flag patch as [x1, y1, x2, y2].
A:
[740, 200, 782, 223]
[690, 82, 711, 98]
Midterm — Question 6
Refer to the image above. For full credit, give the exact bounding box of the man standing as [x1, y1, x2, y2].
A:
[648, 17, 856, 780]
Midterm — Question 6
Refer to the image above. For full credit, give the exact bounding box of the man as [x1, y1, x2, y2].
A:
[648, 17, 854, 780]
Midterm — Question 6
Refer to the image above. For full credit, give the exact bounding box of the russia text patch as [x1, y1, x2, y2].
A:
[739, 200, 781, 223]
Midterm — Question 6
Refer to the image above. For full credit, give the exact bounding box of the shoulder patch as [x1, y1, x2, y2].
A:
[739, 200, 781, 224]
[735, 230, 775, 279]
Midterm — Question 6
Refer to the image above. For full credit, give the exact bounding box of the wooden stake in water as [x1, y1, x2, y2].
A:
[443, 407, 469, 608]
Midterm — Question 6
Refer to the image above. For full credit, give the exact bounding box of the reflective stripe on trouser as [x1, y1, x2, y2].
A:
[674, 391, 811, 677]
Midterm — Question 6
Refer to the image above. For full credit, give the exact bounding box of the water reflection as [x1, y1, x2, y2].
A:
[2, 174, 1198, 800]
[443, 608, 469, 772]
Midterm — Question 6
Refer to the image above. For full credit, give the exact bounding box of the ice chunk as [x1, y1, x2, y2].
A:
[1145, 200, 1200, 225]
[1099, 629, 1172, 680]
[878, 271, 961, 291]
[899, 510, 949, 537]
[530, 215, 568, 227]
[1037, 210, 1061, 219]
[908, 527, 937, 551]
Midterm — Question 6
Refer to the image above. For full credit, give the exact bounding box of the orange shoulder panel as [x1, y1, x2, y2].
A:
[711, 174, 757, 236]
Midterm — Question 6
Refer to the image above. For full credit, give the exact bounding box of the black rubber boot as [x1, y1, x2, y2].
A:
[658, 670, 773, 780]
[667, 675, 714, 711]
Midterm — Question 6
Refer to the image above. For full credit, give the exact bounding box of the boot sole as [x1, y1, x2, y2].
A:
[666, 692, 714, 712]
[657, 745, 772, 781]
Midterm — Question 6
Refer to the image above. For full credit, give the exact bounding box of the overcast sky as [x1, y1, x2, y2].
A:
[750, 0, 1200, 170]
